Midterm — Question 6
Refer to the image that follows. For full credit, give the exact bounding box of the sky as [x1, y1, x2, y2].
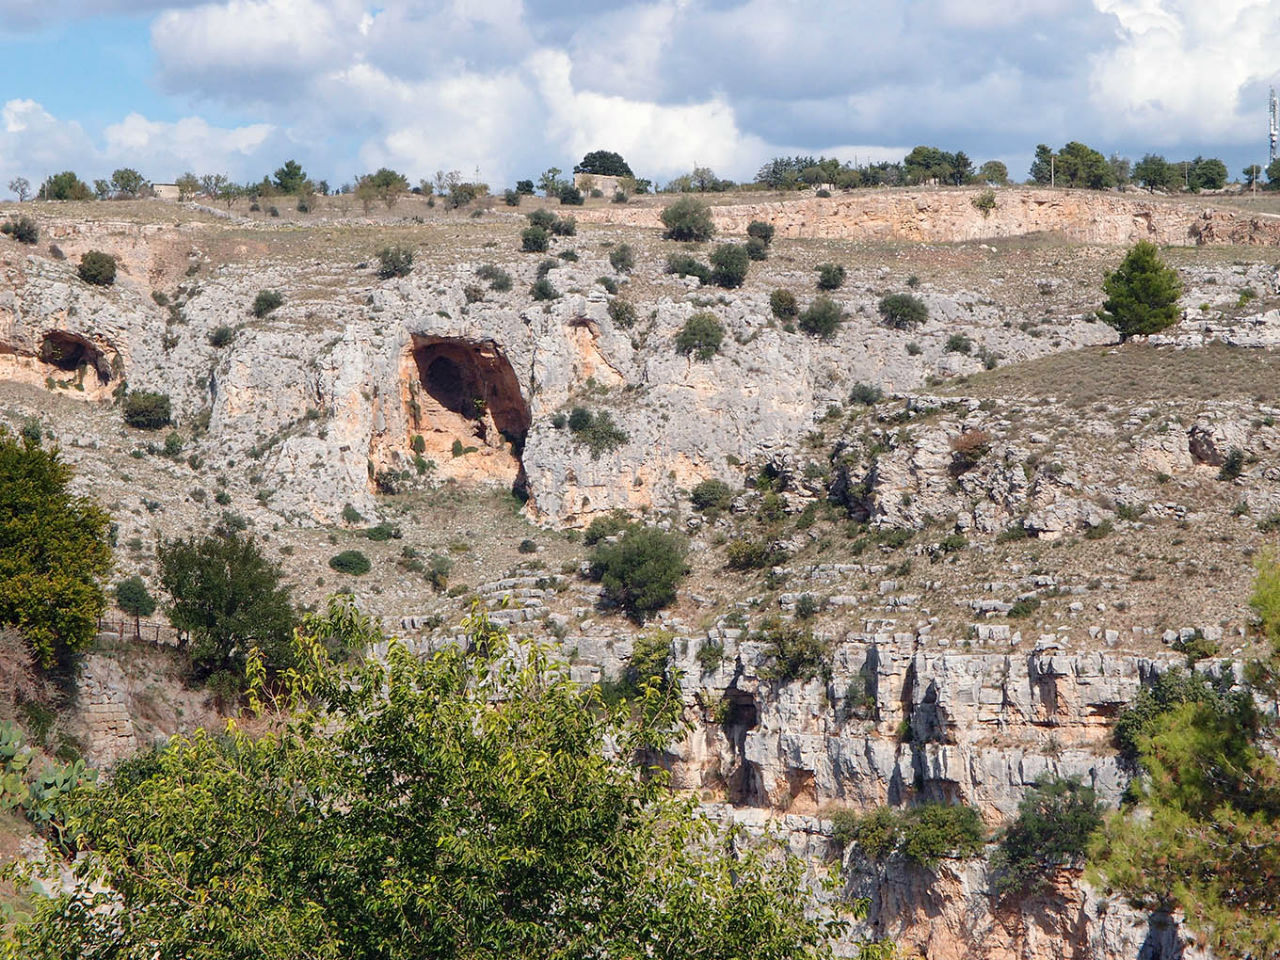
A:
[2, 0, 1278, 194]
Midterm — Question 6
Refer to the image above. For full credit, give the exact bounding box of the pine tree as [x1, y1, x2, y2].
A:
[1100, 240, 1183, 340]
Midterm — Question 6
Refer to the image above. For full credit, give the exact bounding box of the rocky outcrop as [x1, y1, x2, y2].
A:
[578, 187, 1280, 247]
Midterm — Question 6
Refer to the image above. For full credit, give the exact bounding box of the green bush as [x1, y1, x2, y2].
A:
[566, 407, 628, 458]
[944, 333, 972, 354]
[521, 226, 550, 253]
[608, 298, 637, 328]
[660, 195, 715, 241]
[207, 325, 235, 348]
[1100, 240, 1183, 340]
[725, 538, 777, 570]
[879, 293, 928, 329]
[665, 254, 710, 283]
[747, 220, 775, 245]
[476, 263, 512, 291]
[1, 216, 38, 244]
[122, 391, 172, 430]
[745, 236, 768, 261]
[690, 478, 734, 513]
[252, 289, 283, 317]
[675, 311, 725, 361]
[816, 263, 846, 290]
[329, 550, 372, 576]
[848, 382, 883, 405]
[709, 244, 749, 288]
[376, 245, 414, 279]
[798, 296, 843, 338]
[589, 526, 688, 622]
[755, 618, 830, 683]
[526, 209, 556, 229]
[558, 185, 584, 205]
[770, 289, 798, 320]
[1219, 447, 1245, 481]
[77, 251, 117, 286]
[832, 803, 984, 868]
[503, 189, 521, 206]
[609, 243, 635, 272]
[531, 277, 559, 301]
[584, 510, 632, 545]
[550, 216, 576, 237]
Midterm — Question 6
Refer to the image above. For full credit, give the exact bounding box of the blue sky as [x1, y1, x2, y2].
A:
[2, 0, 1278, 193]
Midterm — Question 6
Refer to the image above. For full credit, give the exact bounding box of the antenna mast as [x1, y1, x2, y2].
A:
[1271, 87, 1278, 162]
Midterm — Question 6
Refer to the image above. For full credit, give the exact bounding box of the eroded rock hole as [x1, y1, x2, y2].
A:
[408, 336, 530, 494]
[40, 332, 111, 383]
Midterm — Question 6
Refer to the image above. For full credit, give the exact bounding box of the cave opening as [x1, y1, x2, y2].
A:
[40, 332, 112, 383]
[406, 336, 530, 494]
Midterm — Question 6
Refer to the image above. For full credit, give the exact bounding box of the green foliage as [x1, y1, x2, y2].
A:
[603, 630, 675, 704]
[122, 390, 171, 429]
[608, 298, 637, 328]
[575, 150, 634, 177]
[38, 171, 91, 202]
[709, 244, 749, 288]
[158, 531, 297, 685]
[272, 159, 308, 194]
[1111, 668, 1240, 770]
[76, 250, 117, 286]
[558, 185, 584, 205]
[944, 332, 972, 354]
[608, 243, 635, 272]
[726, 538, 778, 571]
[832, 803, 984, 868]
[329, 550, 372, 576]
[745, 236, 768, 261]
[665, 253, 711, 283]
[1, 216, 38, 244]
[754, 618, 830, 683]
[747, 220, 775, 245]
[110, 167, 146, 197]
[208, 324, 236, 347]
[660, 195, 716, 241]
[878, 292, 928, 329]
[798, 295, 843, 338]
[690, 478, 734, 514]
[970, 189, 997, 217]
[1100, 241, 1183, 340]
[0, 430, 111, 668]
[521, 225, 550, 253]
[1250, 550, 1280, 653]
[816, 263, 845, 290]
[1218, 447, 1245, 481]
[526, 209, 556, 229]
[531, 276, 560, 301]
[550, 216, 576, 236]
[1007, 597, 1040, 619]
[584, 510, 632, 545]
[590, 526, 688, 622]
[675, 311, 726, 361]
[848, 382, 883, 405]
[990, 777, 1103, 897]
[114, 575, 156, 620]
[769, 289, 798, 320]
[567, 407, 629, 458]
[476, 263, 513, 291]
[4, 605, 870, 960]
[376, 245, 414, 279]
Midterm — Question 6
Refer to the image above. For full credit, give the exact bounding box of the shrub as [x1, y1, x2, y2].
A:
[848, 382, 883, 405]
[550, 216, 576, 237]
[944, 333, 972, 354]
[376, 246, 414, 279]
[597, 276, 618, 294]
[503, 189, 521, 206]
[832, 804, 984, 868]
[726, 538, 776, 570]
[879, 293, 928, 329]
[476, 263, 512, 292]
[77, 250, 117, 286]
[691, 478, 734, 514]
[1083, 519, 1114, 540]
[747, 220, 775, 245]
[745, 236, 768, 261]
[1219, 447, 1245, 481]
[122, 391, 171, 430]
[612, 191, 628, 204]
[251, 289, 283, 317]
[1100, 240, 1183, 340]
[589, 525, 688, 622]
[675, 311, 725, 361]
[608, 243, 635, 273]
[949, 429, 991, 473]
[328, 550, 372, 576]
[567, 407, 628, 458]
[536, 259, 558, 279]
[557, 249, 578, 262]
[558, 185, 584, 205]
[770, 289, 798, 320]
[709, 244, 749, 288]
[526, 209, 557, 229]
[1008, 597, 1040, 619]
[608, 298, 637, 328]
[755, 619, 830, 682]
[816, 263, 846, 290]
[208, 325, 235, 348]
[1, 216, 38, 244]
[665, 254, 710, 283]
[971, 189, 997, 218]
[798, 296, 843, 338]
[584, 510, 632, 545]
[521, 226, 550, 253]
[515, 179, 535, 195]
[660, 196, 715, 241]
[531, 277, 559, 301]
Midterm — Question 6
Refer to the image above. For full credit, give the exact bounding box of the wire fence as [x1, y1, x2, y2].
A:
[97, 616, 183, 648]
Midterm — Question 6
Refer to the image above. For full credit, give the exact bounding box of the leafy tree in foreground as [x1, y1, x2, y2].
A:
[3, 603, 885, 960]
[1099, 240, 1183, 340]
[0, 430, 111, 669]
[157, 530, 296, 687]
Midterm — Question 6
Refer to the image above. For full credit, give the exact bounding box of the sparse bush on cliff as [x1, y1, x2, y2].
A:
[122, 391, 171, 430]
[589, 525, 688, 623]
[675, 311, 725, 361]
[878, 292, 928, 329]
[1, 216, 38, 244]
[831, 802, 985, 868]
[660, 196, 715, 242]
[77, 250, 116, 286]
[476, 263, 512, 291]
[609, 243, 635, 273]
[252, 289, 283, 317]
[990, 777, 1103, 898]
[566, 407, 628, 458]
[754, 618, 831, 683]
[328, 550, 372, 576]
[709, 244, 749, 288]
[521, 226, 550, 253]
[747, 220, 775, 245]
[797, 296, 843, 338]
[690, 479, 734, 514]
[745, 236, 768, 261]
[770, 289, 798, 320]
[816, 263, 845, 291]
[608, 298, 637, 328]
[376, 245, 414, 279]
[530, 276, 560, 301]
[665, 254, 710, 284]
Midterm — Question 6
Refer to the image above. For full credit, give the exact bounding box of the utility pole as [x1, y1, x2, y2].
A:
[1270, 87, 1278, 162]
[1050, 155, 1055, 188]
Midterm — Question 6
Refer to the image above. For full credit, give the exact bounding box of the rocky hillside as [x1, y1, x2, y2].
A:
[3, 187, 1278, 958]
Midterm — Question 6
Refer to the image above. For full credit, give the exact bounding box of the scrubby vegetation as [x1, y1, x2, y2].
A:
[566, 407, 628, 458]
[709, 244, 749, 288]
[590, 525, 688, 622]
[251, 289, 284, 317]
[1, 216, 38, 244]
[376, 245, 414, 279]
[830, 802, 985, 868]
[675, 312, 725, 361]
[76, 250, 117, 286]
[122, 391, 172, 430]
[878, 293, 928, 329]
[660, 196, 715, 241]
[990, 777, 1103, 897]
[798, 296, 843, 338]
